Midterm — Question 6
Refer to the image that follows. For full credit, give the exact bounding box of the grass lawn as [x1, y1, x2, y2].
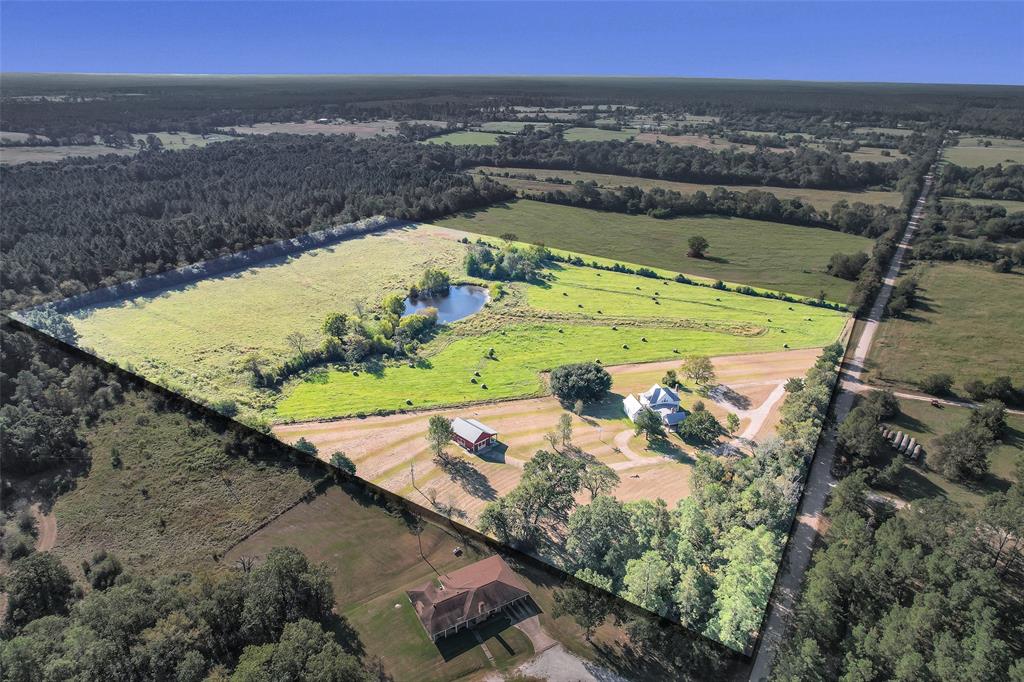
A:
[944, 136, 1024, 167]
[868, 261, 1024, 391]
[421, 131, 507, 146]
[473, 166, 903, 211]
[70, 227, 467, 413]
[877, 399, 1022, 508]
[940, 196, 1024, 214]
[50, 395, 321, 574]
[436, 199, 874, 300]
[563, 127, 638, 142]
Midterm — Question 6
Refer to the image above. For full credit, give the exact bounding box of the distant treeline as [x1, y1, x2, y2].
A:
[468, 133, 908, 190]
[507, 179, 902, 237]
[0, 136, 513, 310]
[4, 74, 1023, 141]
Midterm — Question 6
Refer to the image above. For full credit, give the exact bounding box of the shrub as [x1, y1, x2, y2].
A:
[919, 373, 953, 396]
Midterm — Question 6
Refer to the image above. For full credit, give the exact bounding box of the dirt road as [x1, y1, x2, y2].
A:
[31, 503, 57, 552]
[748, 164, 937, 681]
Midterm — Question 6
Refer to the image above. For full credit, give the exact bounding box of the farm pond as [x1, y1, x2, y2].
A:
[402, 284, 489, 323]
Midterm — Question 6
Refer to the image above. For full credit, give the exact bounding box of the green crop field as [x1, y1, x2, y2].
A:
[563, 127, 638, 142]
[436, 199, 874, 300]
[473, 166, 904, 210]
[943, 136, 1024, 167]
[869, 261, 1024, 391]
[878, 400, 1022, 508]
[421, 130, 507, 146]
[70, 227, 467, 412]
[940, 196, 1024, 214]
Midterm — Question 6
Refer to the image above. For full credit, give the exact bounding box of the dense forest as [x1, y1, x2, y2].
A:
[0, 546, 376, 681]
[938, 162, 1024, 201]
[0, 136, 513, 310]
[771, 471, 1023, 681]
[467, 132, 909, 190]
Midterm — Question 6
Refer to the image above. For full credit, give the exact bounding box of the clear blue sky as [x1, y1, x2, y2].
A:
[2, 1, 1021, 84]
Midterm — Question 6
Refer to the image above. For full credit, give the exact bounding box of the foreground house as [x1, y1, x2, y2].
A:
[623, 383, 688, 427]
[407, 555, 531, 642]
[451, 417, 498, 453]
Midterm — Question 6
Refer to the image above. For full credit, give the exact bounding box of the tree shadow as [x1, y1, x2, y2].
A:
[707, 384, 751, 410]
[648, 437, 696, 465]
[442, 458, 497, 501]
[324, 612, 367, 659]
[477, 442, 509, 465]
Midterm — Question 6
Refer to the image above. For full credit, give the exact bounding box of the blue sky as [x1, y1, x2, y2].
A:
[2, 1, 1021, 84]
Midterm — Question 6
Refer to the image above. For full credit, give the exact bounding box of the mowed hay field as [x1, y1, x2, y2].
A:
[70, 227, 467, 410]
[943, 136, 1024, 167]
[275, 348, 820, 526]
[223, 119, 446, 138]
[0, 131, 236, 164]
[276, 261, 846, 420]
[878, 400, 1022, 508]
[473, 166, 904, 211]
[869, 261, 1024, 391]
[436, 199, 874, 300]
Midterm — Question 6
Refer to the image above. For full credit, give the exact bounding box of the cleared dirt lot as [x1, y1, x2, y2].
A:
[274, 348, 819, 524]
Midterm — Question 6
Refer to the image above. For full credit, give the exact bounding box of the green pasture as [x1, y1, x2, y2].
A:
[70, 227, 467, 410]
[529, 263, 846, 332]
[943, 136, 1024, 167]
[473, 166, 904, 211]
[421, 131, 507, 146]
[563, 127, 638, 142]
[436, 199, 874, 300]
[276, 314, 838, 421]
[869, 261, 1024, 391]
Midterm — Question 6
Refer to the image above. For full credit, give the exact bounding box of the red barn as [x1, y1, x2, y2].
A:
[451, 417, 498, 453]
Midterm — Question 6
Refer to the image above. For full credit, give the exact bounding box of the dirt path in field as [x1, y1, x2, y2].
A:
[31, 503, 57, 552]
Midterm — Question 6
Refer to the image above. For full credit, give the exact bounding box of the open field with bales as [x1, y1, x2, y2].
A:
[436, 199, 874, 300]
[876, 399, 1022, 508]
[65, 222, 847, 425]
[472, 166, 904, 210]
[943, 135, 1024, 167]
[868, 261, 1024, 392]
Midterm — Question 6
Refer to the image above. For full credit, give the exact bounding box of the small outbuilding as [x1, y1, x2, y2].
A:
[451, 417, 498, 453]
[407, 555, 531, 642]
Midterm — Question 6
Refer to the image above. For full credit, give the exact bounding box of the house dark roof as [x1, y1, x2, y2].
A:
[407, 555, 529, 638]
[451, 417, 498, 445]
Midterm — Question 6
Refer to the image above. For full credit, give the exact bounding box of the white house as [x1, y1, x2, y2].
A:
[623, 383, 688, 427]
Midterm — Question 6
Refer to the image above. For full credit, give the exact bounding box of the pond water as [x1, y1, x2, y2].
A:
[402, 284, 489, 324]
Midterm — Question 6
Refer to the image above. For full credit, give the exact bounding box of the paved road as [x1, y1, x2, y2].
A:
[748, 165, 937, 681]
